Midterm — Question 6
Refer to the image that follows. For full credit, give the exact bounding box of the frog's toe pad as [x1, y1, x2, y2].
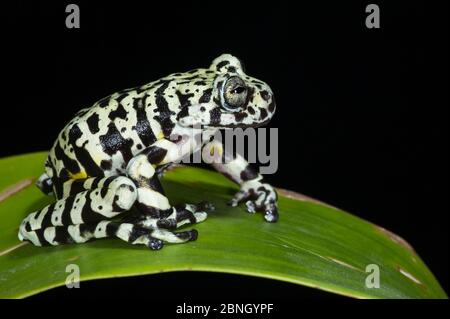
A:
[264, 204, 279, 223]
[147, 238, 164, 250]
[196, 201, 215, 212]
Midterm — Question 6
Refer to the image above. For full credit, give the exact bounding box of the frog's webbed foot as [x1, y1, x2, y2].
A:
[137, 201, 215, 231]
[228, 180, 279, 223]
[122, 225, 198, 250]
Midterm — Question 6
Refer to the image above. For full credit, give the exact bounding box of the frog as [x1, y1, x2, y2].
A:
[18, 54, 278, 250]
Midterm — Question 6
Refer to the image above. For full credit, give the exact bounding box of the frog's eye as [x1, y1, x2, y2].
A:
[221, 76, 248, 112]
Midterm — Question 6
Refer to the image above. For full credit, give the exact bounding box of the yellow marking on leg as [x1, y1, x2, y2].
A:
[69, 171, 88, 180]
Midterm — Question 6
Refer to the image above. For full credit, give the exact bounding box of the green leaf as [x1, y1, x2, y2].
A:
[0, 152, 446, 299]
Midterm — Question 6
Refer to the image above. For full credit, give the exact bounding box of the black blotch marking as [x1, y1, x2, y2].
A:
[99, 122, 134, 163]
[153, 81, 176, 136]
[133, 96, 157, 147]
[260, 90, 271, 101]
[128, 226, 149, 243]
[86, 113, 100, 134]
[108, 103, 128, 121]
[248, 106, 255, 115]
[216, 60, 229, 70]
[53, 227, 74, 244]
[78, 223, 97, 240]
[268, 98, 276, 112]
[40, 203, 56, 229]
[176, 90, 194, 108]
[199, 88, 212, 103]
[234, 112, 248, 122]
[70, 181, 87, 196]
[228, 66, 237, 73]
[69, 124, 104, 177]
[54, 140, 81, 176]
[176, 90, 194, 120]
[61, 196, 76, 226]
[240, 164, 259, 181]
[148, 176, 165, 194]
[80, 195, 97, 224]
[210, 107, 222, 126]
[259, 108, 268, 120]
[246, 87, 255, 105]
[53, 179, 64, 200]
[116, 92, 129, 103]
[145, 146, 168, 165]
[100, 160, 112, 170]
[97, 96, 110, 108]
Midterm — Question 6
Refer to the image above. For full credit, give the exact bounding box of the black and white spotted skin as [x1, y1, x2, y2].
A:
[19, 54, 278, 249]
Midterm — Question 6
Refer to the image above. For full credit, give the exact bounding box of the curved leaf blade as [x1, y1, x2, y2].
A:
[0, 152, 446, 298]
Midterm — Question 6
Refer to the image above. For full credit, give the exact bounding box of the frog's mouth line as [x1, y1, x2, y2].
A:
[177, 118, 271, 130]
[204, 118, 272, 129]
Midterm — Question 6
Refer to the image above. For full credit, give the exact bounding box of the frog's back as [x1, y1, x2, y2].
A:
[45, 65, 218, 186]
[46, 85, 166, 185]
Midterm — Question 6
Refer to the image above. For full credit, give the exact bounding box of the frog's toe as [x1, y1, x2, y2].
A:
[264, 203, 279, 223]
[147, 238, 164, 250]
[169, 203, 210, 228]
[245, 200, 257, 214]
[196, 201, 215, 212]
[228, 189, 251, 207]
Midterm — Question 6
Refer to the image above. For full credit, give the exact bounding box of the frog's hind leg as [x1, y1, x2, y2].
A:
[126, 152, 213, 230]
[149, 202, 214, 230]
[18, 176, 137, 246]
[19, 219, 197, 250]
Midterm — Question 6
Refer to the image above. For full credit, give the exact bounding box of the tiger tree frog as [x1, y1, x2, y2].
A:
[19, 54, 278, 250]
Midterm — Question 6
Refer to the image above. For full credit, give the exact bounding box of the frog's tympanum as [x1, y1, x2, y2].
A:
[19, 54, 278, 249]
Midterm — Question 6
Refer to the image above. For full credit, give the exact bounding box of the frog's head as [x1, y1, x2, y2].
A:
[177, 54, 276, 129]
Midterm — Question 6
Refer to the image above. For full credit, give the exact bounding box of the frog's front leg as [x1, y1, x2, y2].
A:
[202, 140, 278, 222]
[125, 139, 214, 231]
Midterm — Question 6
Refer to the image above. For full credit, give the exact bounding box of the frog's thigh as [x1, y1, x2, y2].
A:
[140, 202, 211, 230]
[57, 176, 124, 200]
[127, 153, 212, 228]
[127, 153, 171, 213]
[18, 176, 137, 246]
[19, 217, 196, 248]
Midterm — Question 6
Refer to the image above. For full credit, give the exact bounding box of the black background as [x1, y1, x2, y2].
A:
[3, 1, 448, 299]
